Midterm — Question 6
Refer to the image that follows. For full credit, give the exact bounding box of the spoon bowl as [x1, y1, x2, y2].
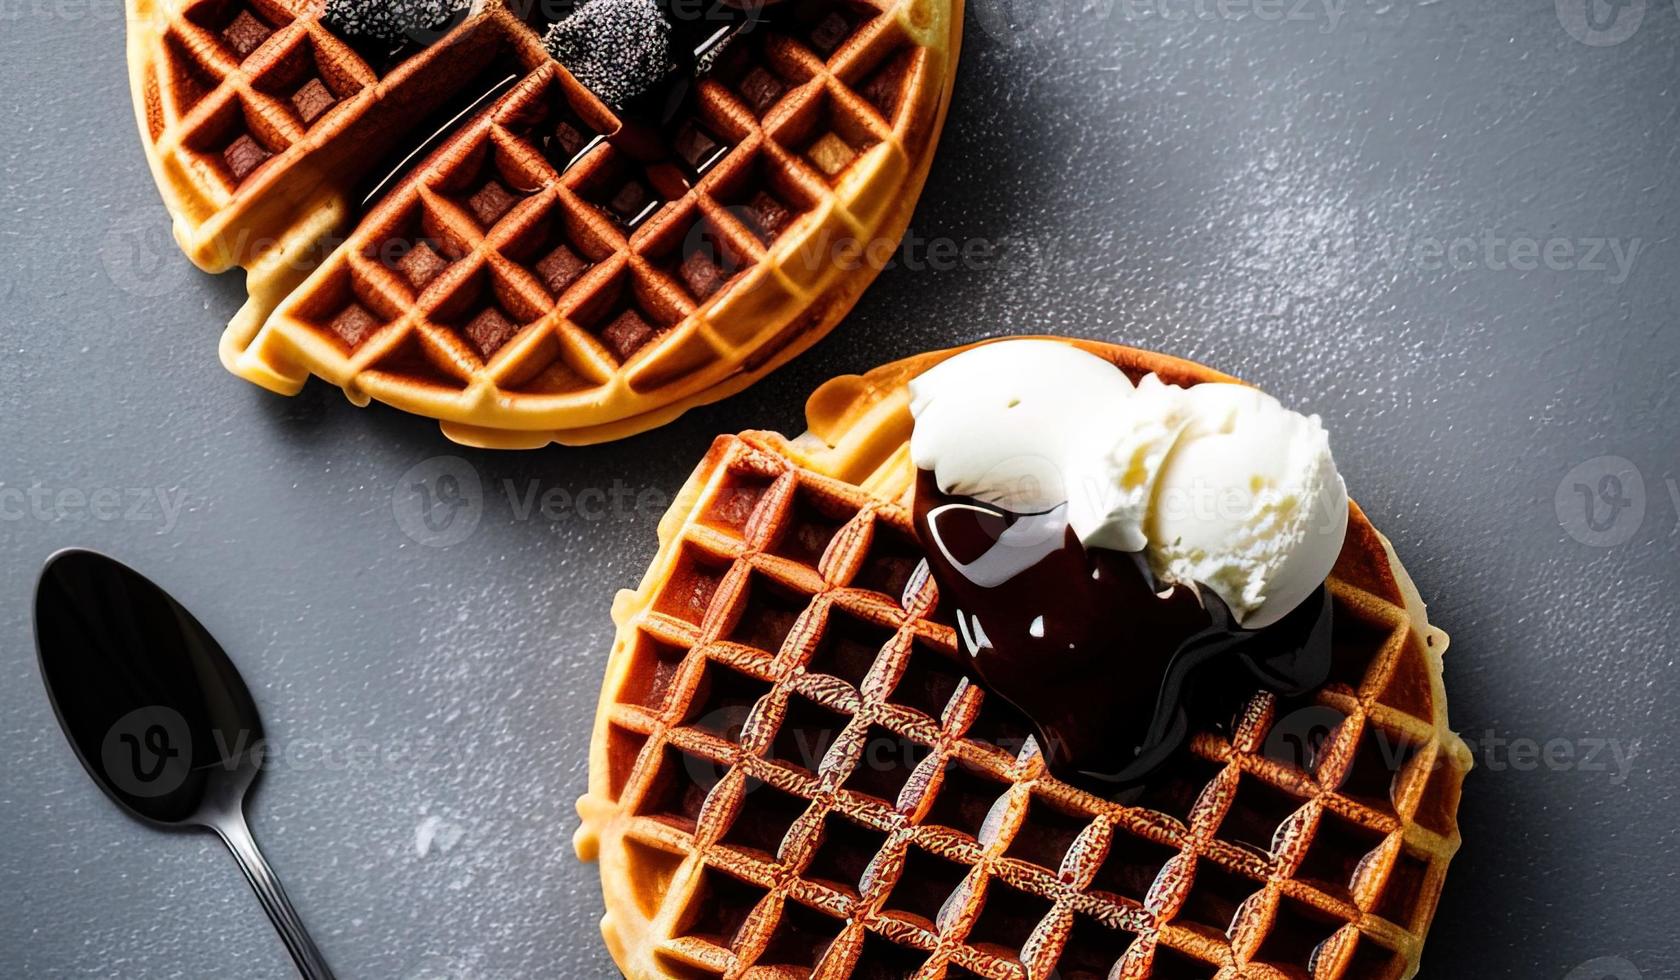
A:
[34, 549, 334, 980]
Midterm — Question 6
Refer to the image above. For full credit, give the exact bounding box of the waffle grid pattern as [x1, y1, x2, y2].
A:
[127, 0, 957, 445]
[142, 0, 328, 198]
[135, 0, 445, 233]
[270, 7, 922, 410]
[580, 433, 1468, 980]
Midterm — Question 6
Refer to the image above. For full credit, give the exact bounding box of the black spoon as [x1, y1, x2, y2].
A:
[34, 549, 335, 980]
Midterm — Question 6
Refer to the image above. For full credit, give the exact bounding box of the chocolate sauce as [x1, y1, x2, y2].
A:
[912, 470, 1333, 790]
[355, 69, 524, 213]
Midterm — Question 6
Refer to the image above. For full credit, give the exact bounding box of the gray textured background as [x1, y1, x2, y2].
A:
[2, 1, 1677, 978]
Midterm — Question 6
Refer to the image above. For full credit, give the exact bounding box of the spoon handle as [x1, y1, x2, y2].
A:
[214, 809, 337, 980]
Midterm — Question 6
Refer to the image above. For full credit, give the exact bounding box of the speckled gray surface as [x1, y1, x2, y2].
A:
[2, 2, 1678, 978]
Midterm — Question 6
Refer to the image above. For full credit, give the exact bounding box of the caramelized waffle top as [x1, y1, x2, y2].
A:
[126, 0, 961, 446]
[576, 342, 1470, 980]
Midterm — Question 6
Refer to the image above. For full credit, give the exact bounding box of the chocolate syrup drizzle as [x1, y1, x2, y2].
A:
[602, 0, 765, 168]
[912, 470, 1334, 791]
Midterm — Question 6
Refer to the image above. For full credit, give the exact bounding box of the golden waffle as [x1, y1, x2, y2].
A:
[576, 339, 1470, 978]
[126, 0, 961, 447]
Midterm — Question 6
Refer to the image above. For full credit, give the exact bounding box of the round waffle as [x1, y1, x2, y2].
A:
[576, 338, 1470, 979]
[126, 0, 961, 447]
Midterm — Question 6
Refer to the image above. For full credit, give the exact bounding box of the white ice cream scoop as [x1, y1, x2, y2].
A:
[910, 339, 1349, 629]
[1062, 372, 1191, 554]
[909, 339, 1134, 514]
[1142, 383, 1348, 628]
